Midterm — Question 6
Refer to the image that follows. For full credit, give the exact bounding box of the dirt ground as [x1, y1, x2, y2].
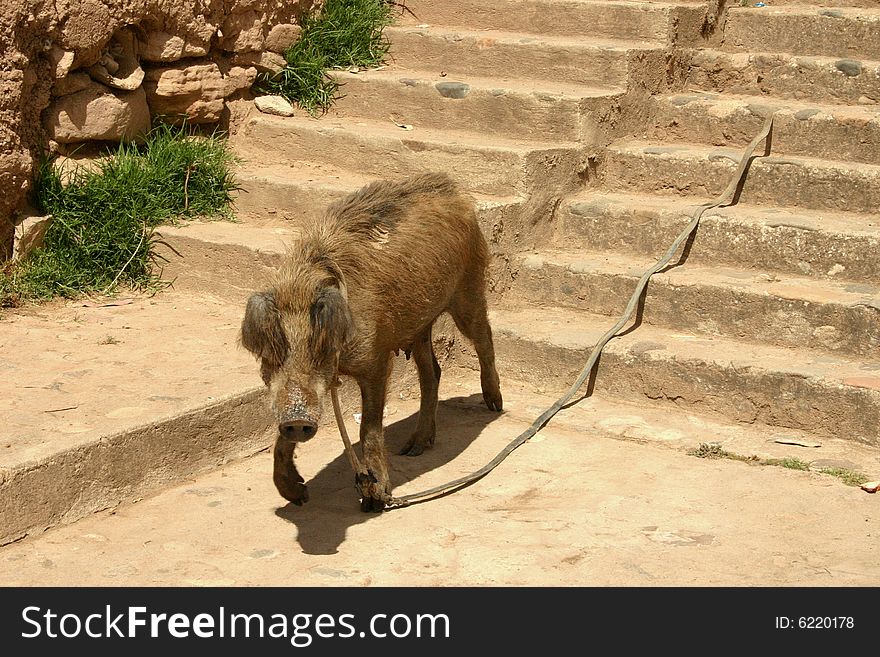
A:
[2, 378, 877, 587]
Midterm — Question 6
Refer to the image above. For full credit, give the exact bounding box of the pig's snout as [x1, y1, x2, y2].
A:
[279, 419, 318, 442]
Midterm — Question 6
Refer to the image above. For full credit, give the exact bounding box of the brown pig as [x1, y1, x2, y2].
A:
[240, 172, 503, 511]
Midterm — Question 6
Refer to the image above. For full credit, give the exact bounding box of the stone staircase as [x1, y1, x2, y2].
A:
[218, 0, 879, 452]
[5, 0, 879, 548]
[534, 1, 880, 445]
[228, 1, 709, 227]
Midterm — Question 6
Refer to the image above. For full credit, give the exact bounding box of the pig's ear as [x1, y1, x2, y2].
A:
[241, 291, 289, 379]
[309, 285, 353, 364]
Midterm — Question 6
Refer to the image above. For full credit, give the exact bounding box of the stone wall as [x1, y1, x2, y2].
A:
[0, 0, 316, 259]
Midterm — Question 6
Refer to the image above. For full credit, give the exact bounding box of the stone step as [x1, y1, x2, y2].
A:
[560, 191, 880, 284]
[385, 24, 665, 89]
[723, 5, 880, 60]
[155, 220, 296, 299]
[234, 114, 585, 198]
[508, 248, 880, 358]
[488, 304, 880, 445]
[228, 159, 524, 252]
[0, 287, 274, 546]
[230, 160, 376, 224]
[396, 0, 705, 43]
[648, 92, 880, 165]
[603, 140, 880, 214]
[685, 49, 880, 105]
[329, 67, 623, 143]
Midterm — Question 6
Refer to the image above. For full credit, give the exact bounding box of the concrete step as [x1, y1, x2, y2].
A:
[685, 49, 880, 104]
[386, 24, 665, 89]
[648, 92, 880, 165]
[396, 0, 705, 43]
[230, 159, 376, 224]
[4, 376, 880, 586]
[487, 304, 880, 445]
[234, 114, 585, 198]
[560, 191, 880, 284]
[155, 220, 295, 299]
[0, 288, 274, 546]
[329, 67, 623, 143]
[603, 140, 880, 213]
[723, 5, 880, 60]
[509, 248, 880, 358]
[228, 160, 523, 253]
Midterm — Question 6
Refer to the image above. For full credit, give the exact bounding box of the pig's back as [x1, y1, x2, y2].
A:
[319, 173, 489, 346]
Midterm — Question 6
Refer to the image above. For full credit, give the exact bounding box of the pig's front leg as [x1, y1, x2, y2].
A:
[273, 436, 309, 505]
[357, 373, 392, 512]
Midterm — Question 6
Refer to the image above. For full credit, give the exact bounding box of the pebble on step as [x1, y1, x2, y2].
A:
[254, 95, 295, 117]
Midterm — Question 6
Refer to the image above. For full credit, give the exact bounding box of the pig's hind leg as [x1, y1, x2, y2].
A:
[399, 325, 441, 456]
[449, 279, 503, 413]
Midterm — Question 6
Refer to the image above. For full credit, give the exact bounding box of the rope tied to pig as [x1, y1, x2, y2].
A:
[332, 113, 776, 510]
[330, 383, 370, 481]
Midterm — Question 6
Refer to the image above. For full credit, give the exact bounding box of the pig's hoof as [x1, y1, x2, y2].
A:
[399, 442, 425, 457]
[399, 432, 433, 457]
[483, 388, 503, 412]
[356, 472, 390, 512]
[281, 482, 309, 506]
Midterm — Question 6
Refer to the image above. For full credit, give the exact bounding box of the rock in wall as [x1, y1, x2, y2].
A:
[0, 0, 314, 259]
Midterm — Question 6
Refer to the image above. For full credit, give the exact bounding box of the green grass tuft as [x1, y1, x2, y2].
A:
[763, 457, 810, 471]
[257, 0, 396, 114]
[818, 467, 870, 487]
[687, 443, 758, 463]
[687, 443, 871, 488]
[1, 123, 237, 306]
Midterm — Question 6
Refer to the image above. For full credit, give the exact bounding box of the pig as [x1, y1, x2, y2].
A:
[240, 172, 503, 511]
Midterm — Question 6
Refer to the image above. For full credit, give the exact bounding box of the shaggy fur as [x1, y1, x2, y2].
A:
[241, 172, 503, 511]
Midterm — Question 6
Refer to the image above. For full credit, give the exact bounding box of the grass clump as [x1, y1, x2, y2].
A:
[687, 443, 758, 464]
[817, 467, 869, 488]
[763, 457, 810, 471]
[257, 0, 396, 114]
[1, 124, 237, 305]
[688, 443, 870, 487]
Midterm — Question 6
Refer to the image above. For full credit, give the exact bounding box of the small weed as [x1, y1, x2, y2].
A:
[688, 443, 724, 458]
[98, 335, 121, 345]
[688, 443, 758, 463]
[1, 123, 237, 305]
[818, 467, 870, 488]
[763, 457, 810, 471]
[257, 0, 396, 114]
[688, 443, 870, 487]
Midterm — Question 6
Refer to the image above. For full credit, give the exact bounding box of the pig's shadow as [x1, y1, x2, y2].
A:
[274, 393, 499, 555]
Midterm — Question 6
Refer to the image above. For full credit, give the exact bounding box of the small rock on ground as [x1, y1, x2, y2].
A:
[254, 95, 295, 117]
